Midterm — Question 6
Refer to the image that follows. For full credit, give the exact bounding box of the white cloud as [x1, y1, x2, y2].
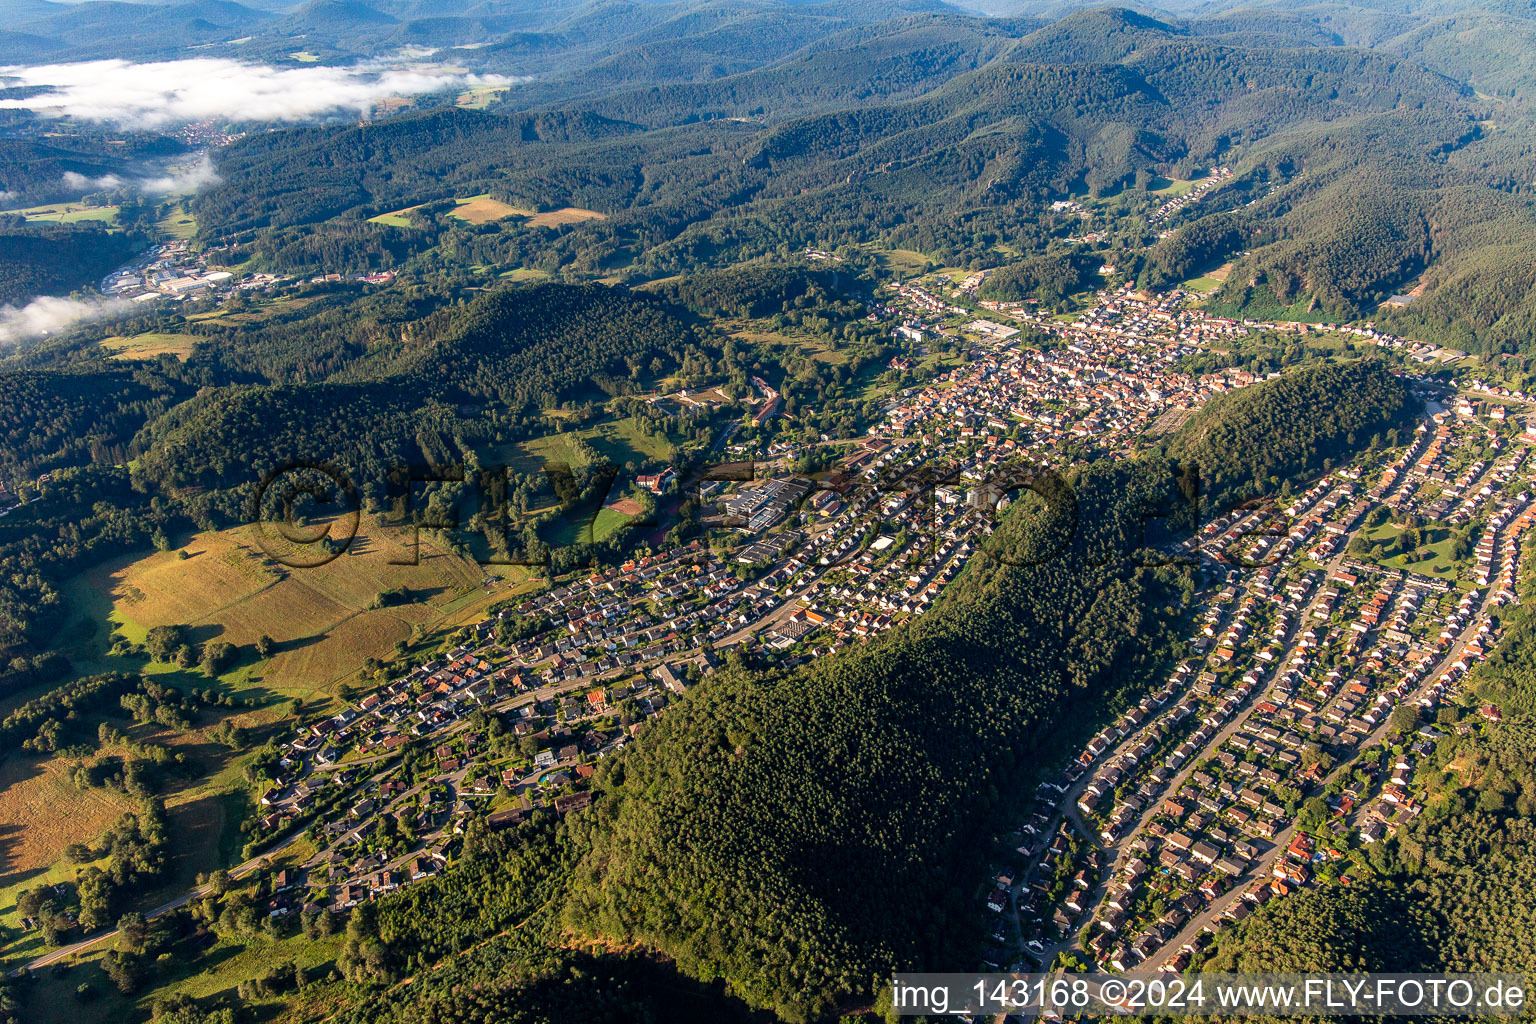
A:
[136, 154, 222, 195]
[0, 295, 132, 346]
[62, 170, 125, 190]
[0, 190, 16, 203]
[56, 154, 221, 197]
[0, 58, 514, 129]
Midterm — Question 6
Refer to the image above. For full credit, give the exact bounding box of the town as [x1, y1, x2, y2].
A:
[220, 277, 1534, 955]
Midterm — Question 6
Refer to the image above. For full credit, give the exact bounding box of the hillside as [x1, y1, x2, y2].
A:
[0, 227, 146, 305]
[129, 282, 707, 505]
[1169, 360, 1419, 510]
[559, 461, 1192, 1020]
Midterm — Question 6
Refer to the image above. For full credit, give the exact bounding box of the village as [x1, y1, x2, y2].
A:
[987, 402, 1533, 985]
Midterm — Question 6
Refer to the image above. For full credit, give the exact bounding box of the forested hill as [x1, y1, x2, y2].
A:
[196, 108, 640, 234]
[256, 459, 1197, 1024]
[0, 368, 182, 488]
[559, 460, 1194, 1020]
[129, 282, 709, 505]
[0, 225, 146, 306]
[1170, 361, 1419, 512]
[192, 12, 1473, 283]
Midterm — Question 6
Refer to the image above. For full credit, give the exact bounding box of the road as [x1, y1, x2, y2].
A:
[13, 828, 307, 975]
[11, 604, 738, 977]
[1023, 538, 1345, 968]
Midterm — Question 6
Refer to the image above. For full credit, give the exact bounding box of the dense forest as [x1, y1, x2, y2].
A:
[1169, 360, 1419, 511]
[649, 264, 846, 319]
[129, 282, 714, 510]
[12, 3, 1536, 1021]
[977, 253, 1097, 307]
[185, 459, 1187, 1024]
[0, 368, 183, 488]
[168, 8, 1481, 293]
[0, 224, 146, 305]
[236, 395, 1387, 1020]
[557, 459, 1196, 1020]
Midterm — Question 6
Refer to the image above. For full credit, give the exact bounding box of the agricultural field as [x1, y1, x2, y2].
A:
[2, 201, 119, 225]
[447, 194, 520, 224]
[0, 518, 533, 949]
[0, 703, 260, 971]
[522, 206, 606, 228]
[60, 517, 496, 707]
[98, 332, 199, 360]
[370, 195, 606, 230]
[457, 84, 510, 109]
[156, 209, 198, 239]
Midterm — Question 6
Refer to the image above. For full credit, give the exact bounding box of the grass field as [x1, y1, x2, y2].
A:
[156, 209, 198, 239]
[290, 50, 320, 62]
[1182, 276, 1222, 293]
[367, 204, 421, 228]
[60, 518, 495, 707]
[0, 520, 543, 975]
[186, 295, 319, 326]
[591, 507, 634, 542]
[448, 194, 520, 224]
[1150, 176, 1199, 196]
[732, 327, 853, 366]
[877, 248, 931, 276]
[0, 756, 133, 890]
[2, 201, 119, 225]
[506, 417, 676, 476]
[523, 206, 606, 228]
[99, 332, 198, 360]
[16, 930, 347, 1024]
[0, 519, 528, 916]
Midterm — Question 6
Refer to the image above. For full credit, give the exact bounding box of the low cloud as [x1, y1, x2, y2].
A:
[0, 58, 514, 129]
[62, 170, 125, 190]
[56, 154, 222, 197]
[0, 295, 132, 346]
[136, 154, 222, 194]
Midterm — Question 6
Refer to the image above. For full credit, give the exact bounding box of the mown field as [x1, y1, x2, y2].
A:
[99, 332, 199, 360]
[62, 519, 499, 706]
[1, 201, 119, 225]
[369, 194, 607, 229]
